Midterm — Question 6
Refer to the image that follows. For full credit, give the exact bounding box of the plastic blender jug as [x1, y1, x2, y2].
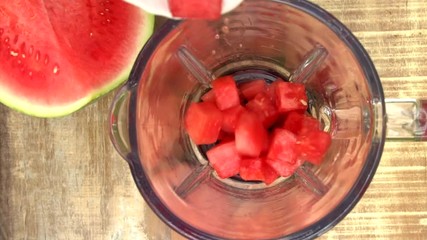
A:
[109, 0, 427, 239]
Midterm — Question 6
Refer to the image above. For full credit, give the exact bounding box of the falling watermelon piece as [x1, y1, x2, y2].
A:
[168, 0, 223, 19]
[0, 0, 154, 117]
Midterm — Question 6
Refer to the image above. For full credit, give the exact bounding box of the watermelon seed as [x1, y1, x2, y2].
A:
[10, 50, 18, 57]
[20, 43, 26, 58]
[106, 19, 111, 24]
[104, 8, 110, 12]
[300, 99, 307, 106]
[28, 71, 33, 77]
[52, 64, 60, 75]
[98, 11, 105, 16]
[4, 36, 9, 43]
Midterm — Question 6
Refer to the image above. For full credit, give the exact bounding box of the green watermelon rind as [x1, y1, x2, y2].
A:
[0, 11, 154, 118]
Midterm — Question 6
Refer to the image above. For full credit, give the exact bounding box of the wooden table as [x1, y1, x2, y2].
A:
[1, 0, 426, 239]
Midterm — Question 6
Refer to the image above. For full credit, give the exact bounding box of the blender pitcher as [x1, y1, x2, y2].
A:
[109, 0, 427, 239]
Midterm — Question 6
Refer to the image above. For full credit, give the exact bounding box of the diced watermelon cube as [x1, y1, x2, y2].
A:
[201, 89, 216, 103]
[266, 129, 298, 176]
[168, 0, 223, 19]
[235, 111, 268, 157]
[239, 79, 267, 100]
[184, 102, 223, 145]
[283, 111, 320, 135]
[275, 81, 308, 113]
[265, 79, 283, 103]
[206, 141, 241, 178]
[239, 158, 265, 182]
[296, 130, 332, 165]
[262, 162, 280, 185]
[212, 75, 240, 110]
[266, 158, 303, 177]
[221, 105, 245, 133]
[240, 158, 280, 185]
[246, 92, 279, 128]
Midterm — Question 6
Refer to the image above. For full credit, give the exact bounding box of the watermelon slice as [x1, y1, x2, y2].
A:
[0, 0, 154, 117]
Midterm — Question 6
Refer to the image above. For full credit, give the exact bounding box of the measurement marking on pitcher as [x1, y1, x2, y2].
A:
[177, 46, 213, 86]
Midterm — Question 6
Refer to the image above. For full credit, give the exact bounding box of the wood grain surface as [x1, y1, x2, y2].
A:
[1, 0, 426, 239]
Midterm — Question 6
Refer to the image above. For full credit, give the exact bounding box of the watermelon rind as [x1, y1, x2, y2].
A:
[0, 11, 154, 118]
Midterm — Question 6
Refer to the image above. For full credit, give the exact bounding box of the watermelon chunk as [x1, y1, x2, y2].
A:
[239, 158, 265, 182]
[221, 105, 245, 133]
[275, 81, 308, 113]
[267, 128, 298, 165]
[239, 79, 266, 100]
[296, 130, 332, 165]
[235, 111, 268, 157]
[262, 163, 280, 185]
[201, 89, 216, 103]
[246, 92, 279, 128]
[184, 102, 223, 145]
[265, 79, 283, 103]
[239, 158, 280, 185]
[168, 0, 223, 19]
[283, 111, 320, 135]
[212, 75, 240, 110]
[0, 0, 154, 117]
[206, 141, 241, 178]
[266, 158, 303, 177]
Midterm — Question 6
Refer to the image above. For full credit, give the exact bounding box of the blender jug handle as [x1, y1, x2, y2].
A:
[109, 84, 133, 161]
[385, 98, 427, 141]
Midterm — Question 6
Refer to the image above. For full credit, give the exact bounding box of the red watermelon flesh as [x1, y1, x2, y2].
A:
[0, 0, 154, 117]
